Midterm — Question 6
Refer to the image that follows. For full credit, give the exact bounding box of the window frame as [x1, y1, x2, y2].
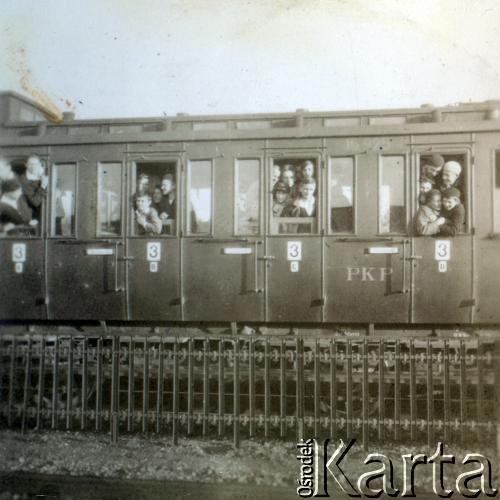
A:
[327, 155, 357, 235]
[233, 157, 262, 237]
[96, 161, 124, 238]
[415, 149, 471, 236]
[377, 153, 408, 236]
[186, 158, 214, 237]
[49, 161, 79, 239]
[268, 154, 322, 236]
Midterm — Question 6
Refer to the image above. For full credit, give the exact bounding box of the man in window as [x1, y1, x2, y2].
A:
[19, 155, 48, 223]
[282, 179, 316, 233]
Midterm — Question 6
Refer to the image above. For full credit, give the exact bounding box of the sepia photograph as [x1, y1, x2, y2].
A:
[0, 1, 500, 498]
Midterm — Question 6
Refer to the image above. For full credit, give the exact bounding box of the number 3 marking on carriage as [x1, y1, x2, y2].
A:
[12, 243, 26, 263]
[147, 242, 161, 262]
[287, 241, 302, 261]
[435, 240, 450, 261]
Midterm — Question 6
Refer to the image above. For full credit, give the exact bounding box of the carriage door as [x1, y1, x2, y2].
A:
[182, 146, 264, 322]
[324, 140, 410, 323]
[411, 148, 473, 323]
[266, 153, 323, 323]
[47, 146, 126, 320]
[125, 158, 181, 321]
[0, 152, 47, 320]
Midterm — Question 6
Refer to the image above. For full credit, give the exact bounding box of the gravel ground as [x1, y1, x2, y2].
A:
[0, 430, 498, 493]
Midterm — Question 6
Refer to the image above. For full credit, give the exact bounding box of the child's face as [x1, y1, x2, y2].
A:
[272, 166, 281, 184]
[442, 196, 458, 211]
[302, 163, 314, 179]
[300, 183, 315, 200]
[442, 167, 459, 186]
[136, 196, 151, 213]
[420, 180, 432, 193]
[282, 170, 294, 187]
[152, 188, 162, 203]
[428, 193, 442, 211]
[0, 160, 13, 180]
[138, 176, 149, 193]
[161, 179, 173, 194]
[27, 157, 44, 177]
[274, 191, 288, 204]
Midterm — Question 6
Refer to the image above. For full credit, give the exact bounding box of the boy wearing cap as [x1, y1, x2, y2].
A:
[416, 189, 446, 236]
[272, 181, 291, 217]
[439, 161, 463, 192]
[421, 154, 445, 181]
[135, 193, 162, 235]
[439, 187, 465, 236]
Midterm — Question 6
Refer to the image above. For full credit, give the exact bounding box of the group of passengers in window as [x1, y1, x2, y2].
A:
[0, 155, 47, 236]
[416, 154, 465, 236]
[133, 169, 176, 236]
[272, 160, 317, 220]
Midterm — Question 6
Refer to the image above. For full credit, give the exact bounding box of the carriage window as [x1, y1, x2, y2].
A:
[329, 157, 354, 233]
[379, 155, 406, 234]
[235, 159, 260, 235]
[51, 163, 76, 237]
[187, 160, 212, 235]
[133, 162, 177, 236]
[415, 153, 466, 236]
[495, 152, 500, 233]
[97, 163, 122, 236]
[271, 158, 318, 234]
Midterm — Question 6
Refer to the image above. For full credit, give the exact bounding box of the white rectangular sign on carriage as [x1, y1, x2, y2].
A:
[287, 241, 302, 261]
[435, 240, 451, 261]
[147, 242, 161, 262]
[12, 243, 26, 263]
[86, 248, 114, 256]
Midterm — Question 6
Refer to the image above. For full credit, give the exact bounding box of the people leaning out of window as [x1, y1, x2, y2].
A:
[272, 161, 316, 218]
[133, 173, 176, 235]
[0, 156, 44, 235]
[416, 188, 465, 236]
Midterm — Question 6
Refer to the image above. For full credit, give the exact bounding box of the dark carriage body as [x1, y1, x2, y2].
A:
[1, 91, 500, 326]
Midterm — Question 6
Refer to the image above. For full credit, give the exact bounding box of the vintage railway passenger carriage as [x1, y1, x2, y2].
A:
[1, 91, 500, 328]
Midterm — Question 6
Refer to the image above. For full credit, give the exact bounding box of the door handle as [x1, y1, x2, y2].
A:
[258, 255, 275, 261]
[252, 241, 262, 293]
[406, 255, 422, 260]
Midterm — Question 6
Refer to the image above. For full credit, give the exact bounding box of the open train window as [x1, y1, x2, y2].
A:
[0, 155, 47, 238]
[379, 155, 406, 234]
[51, 163, 76, 237]
[133, 161, 177, 236]
[97, 163, 122, 237]
[270, 158, 318, 235]
[415, 153, 467, 236]
[235, 159, 260, 235]
[329, 157, 355, 234]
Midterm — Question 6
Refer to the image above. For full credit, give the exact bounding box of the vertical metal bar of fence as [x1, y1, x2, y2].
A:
[264, 338, 270, 438]
[280, 338, 286, 438]
[378, 340, 385, 441]
[173, 339, 179, 445]
[95, 338, 103, 432]
[249, 338, 255, 437]
[202, 339, 209, 437]
[51, 336, 60, 430]
[330, 339, 337, 438]
[127, 337, 134, 433]
[66, 337, 74, 430]
[409, 340, 416, 442]
[111, 336, 119, 443]
[394, 340, 401, 441]
[346, 340, 353, 439]
[7, 336, 16, 428]
[81, 337, 88, 431]
[218, 340, 224, 437]
[187, 338, 194, 436]
[362, 339, 368, 450]
[444, 340, 450, 442]
[36, 336, 46, 430]
[21, 335, 32, 433]
[313, 339, 320, 439]
[233, 339, 240, 448]
[296, 337, 304, 440]
[426, 340, 434, 448]
[142, 338, 149, 433]
[156, 338, 164, 434]
[476, 342, 484, 435]
[459, 340, 466, 443]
